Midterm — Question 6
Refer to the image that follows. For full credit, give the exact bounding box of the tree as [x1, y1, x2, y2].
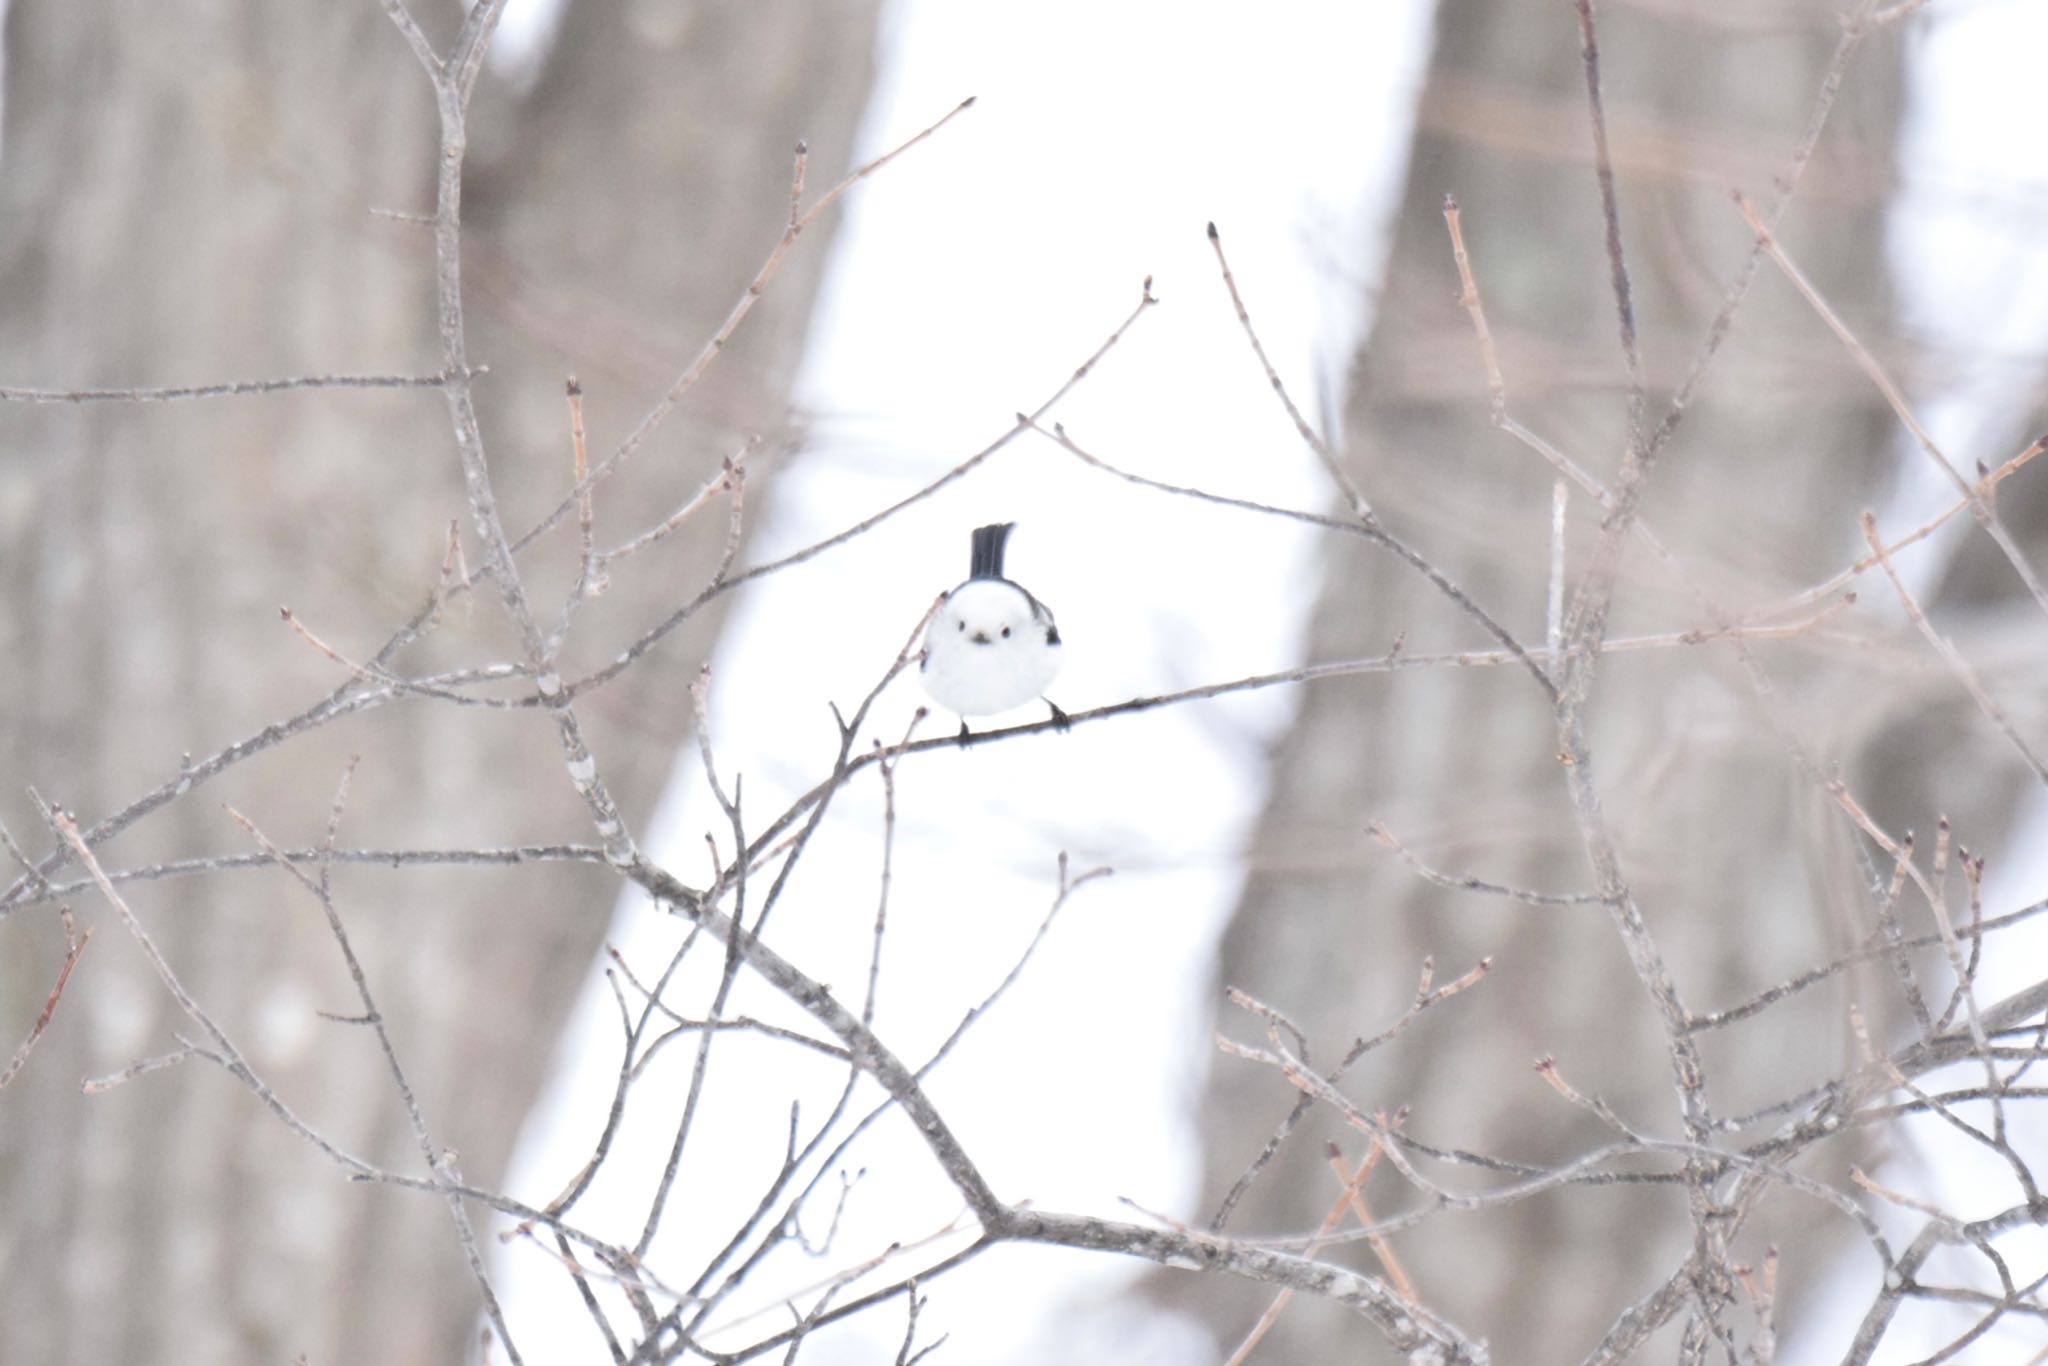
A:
[1187, 0, 2047, 1359]
[0, 3, 879, 1359]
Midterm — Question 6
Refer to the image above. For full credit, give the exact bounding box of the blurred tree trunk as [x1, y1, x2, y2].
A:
[0, 2, 879, 1362]
[1180, 2, 1923, 1359]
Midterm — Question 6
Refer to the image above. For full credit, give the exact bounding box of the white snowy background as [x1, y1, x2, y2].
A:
[487, 2, 2048, 1361]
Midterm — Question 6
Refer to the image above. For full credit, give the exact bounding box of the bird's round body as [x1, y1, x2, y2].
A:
[920, 577, 1063, 718]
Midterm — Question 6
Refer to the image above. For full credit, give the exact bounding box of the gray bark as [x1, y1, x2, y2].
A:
[0, 2, 879, 1361]
[1179, 2, 1930, 1359]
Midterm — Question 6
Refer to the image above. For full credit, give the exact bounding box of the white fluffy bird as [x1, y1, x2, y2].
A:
[919, 522, 1067, 743]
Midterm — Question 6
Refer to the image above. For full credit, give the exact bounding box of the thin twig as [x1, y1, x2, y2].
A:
[1685, 890, 2048, 1036]
[1033, 417, 1554, 698]
[10, 844, 608, 906]
[599, 442, 755, 569]
[1858, 511, 2047, 780]
[228, 784, 514, 1366]
[1738, 434, 2047, 625]
[1535, 1056, 1648, 1144]
[0, 906, 91, 1090]
[1736, 191, 2048, 619]
[1369, 821, 1606, 907]
[1548, 479, 1568, 665]
[1222, 1140, 1385, 1366]
[1206, 220, 1372, 524]
[0, 372, 463, 403]
[515, 98, 979, 555]
[635, 668, 753, 1257]
[1574, 0, 1647, 447]
[569, 377, 600, 600]
[1211, 961, 1489, 1232]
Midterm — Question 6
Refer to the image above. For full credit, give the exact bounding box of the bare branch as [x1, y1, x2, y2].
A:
[0, 905, 91, 1090]
[514, 98, 980, 555]
[0, 372, 462, 403]
[1737, 191, 2048, 618]
[1857, 511, 2048, 781]
[226, 785, 519, 1362]
[1206, 219, 1372, 524]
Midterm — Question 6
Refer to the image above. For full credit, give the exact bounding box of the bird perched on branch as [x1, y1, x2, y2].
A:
[920, 522, 1067, 744]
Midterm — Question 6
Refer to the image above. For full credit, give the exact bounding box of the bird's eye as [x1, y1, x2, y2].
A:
[957, 620, 966, 632]
[1000, 626, 1011, 638]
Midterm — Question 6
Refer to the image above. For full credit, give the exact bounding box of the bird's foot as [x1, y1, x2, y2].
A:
[1047, 700, 1071, 732]
[955, 721, 972, 748]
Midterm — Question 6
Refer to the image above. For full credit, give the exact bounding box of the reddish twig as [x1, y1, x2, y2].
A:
[0, 906, 92, 1090]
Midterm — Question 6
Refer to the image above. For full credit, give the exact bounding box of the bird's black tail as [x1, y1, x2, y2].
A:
[969, 522, 1015, 579]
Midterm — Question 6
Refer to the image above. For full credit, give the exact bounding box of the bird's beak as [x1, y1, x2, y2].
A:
[970, 631, 992, 645]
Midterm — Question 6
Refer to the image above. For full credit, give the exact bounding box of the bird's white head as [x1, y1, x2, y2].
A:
[941, 578, 1048, 648]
